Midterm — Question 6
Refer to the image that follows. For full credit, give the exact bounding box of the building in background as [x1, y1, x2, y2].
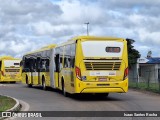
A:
[129, 57, 160, 83]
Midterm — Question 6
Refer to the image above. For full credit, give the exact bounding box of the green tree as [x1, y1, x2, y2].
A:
[126, 38, 141, 67]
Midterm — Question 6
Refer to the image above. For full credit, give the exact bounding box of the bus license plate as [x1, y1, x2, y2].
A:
[98, 77, 107, 81]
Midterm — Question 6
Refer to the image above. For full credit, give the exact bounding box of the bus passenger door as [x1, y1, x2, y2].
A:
[30, 59, 34, 85]
[29, 58, 36, 85]
[55, 54, 60, 88]
[37, 57, 41, 85]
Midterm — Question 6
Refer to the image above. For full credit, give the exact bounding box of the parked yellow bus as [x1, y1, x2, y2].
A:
[0, 56, 22, 83]
[55, 36, 128, 96]
[21, 44, 56, 89]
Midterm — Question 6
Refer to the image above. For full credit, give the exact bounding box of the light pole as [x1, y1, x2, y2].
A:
[84, 22, 89, 36]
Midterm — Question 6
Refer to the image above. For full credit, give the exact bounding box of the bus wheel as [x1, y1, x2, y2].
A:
[95, 93, 109, 98]
[10, 81, 16, 84]
[27, 84, 32, 88]
[62, 80, 68, 97]
[42, 77, 46, 90]
[26, 76, 32, 87]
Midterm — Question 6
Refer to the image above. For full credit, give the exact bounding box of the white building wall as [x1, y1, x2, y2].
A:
[129, 64, 138, 82]
[139, 65, 157, 83]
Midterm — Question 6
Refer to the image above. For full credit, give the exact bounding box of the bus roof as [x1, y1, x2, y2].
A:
[57, 36, 125, 47]
[68, 36, 124, 41]
[0, 56, 20, 60]
[25, 44, 56, 56]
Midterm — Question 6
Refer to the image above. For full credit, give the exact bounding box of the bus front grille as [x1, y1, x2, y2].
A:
[84, 60, 121, 70]
[5, 69, 20, 72]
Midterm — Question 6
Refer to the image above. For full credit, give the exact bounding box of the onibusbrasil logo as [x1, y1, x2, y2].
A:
[1, 112, 42, 118]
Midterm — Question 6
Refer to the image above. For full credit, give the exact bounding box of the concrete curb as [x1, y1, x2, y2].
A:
[6, 96, 21, 112]
[0, 95, 21, 120]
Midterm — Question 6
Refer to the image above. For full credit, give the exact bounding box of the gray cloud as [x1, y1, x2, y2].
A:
[0, 0, 160, 58]
[0, 0, 62, 24]
[0, 0, 63, 57]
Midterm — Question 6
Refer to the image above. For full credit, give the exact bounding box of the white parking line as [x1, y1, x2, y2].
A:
[0, 84, 20, 87]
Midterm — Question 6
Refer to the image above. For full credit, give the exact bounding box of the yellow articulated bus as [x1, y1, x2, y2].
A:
[0, 56, 22, 83]
[22, 36, 128, 97]
[21, 44, 56, 89]
[55, 36, 128, 96]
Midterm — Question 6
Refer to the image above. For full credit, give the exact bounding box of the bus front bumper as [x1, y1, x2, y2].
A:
[0, 77, 22, 82]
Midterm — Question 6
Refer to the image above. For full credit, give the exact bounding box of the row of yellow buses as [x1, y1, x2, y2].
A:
[21, 36, 129, 97]
[0, 56, 21, 83]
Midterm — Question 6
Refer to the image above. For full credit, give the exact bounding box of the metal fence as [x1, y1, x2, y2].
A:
[129, 65, 160, 93]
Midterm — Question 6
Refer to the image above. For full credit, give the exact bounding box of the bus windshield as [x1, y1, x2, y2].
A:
[4, 60, 20, 68]
[81, 41, 124, 58]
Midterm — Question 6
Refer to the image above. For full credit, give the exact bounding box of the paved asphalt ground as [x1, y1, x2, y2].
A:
[0, 82, 160, 120]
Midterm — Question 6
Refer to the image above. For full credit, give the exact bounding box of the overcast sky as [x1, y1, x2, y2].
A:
[0, 0, 160, 58]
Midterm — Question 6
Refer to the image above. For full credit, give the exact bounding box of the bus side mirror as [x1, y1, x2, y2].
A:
[20, 61, 23, 66]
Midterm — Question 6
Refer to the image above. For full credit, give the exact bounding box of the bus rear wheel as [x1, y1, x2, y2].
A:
[95, 93, 109, 98]
[10, 81, 16, 84]
[62, 81, 68, 97]
[27, 84, 32, 88]
[42, 77, 46, 90]
[26, 76, 32, 87]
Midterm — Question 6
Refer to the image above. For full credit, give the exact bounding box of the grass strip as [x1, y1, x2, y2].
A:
[0, 95, 16, 112]
[129, 82, 160, 93]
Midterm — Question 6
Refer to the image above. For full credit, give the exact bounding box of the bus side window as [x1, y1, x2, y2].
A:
[46, 59, 50, 72]
[42, 60, 46, 69]
[30, 59, 35, 72]
[27, 58, 36, 72]
[70, 43, 76, 68]
[60, 57, 63, 70]
[64, 57, 71, 68]
[33, 59, 37, 72]
[64, 57, 67, 68]
[22, 58, 29, 72]
[68, 58, 71, 68]
[31, 59, 36, 72]
[36, 57, 41, 72]
[55, 54, 60, 72]
[70, 57, 75, 68]
[64, 44, 71, 68]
